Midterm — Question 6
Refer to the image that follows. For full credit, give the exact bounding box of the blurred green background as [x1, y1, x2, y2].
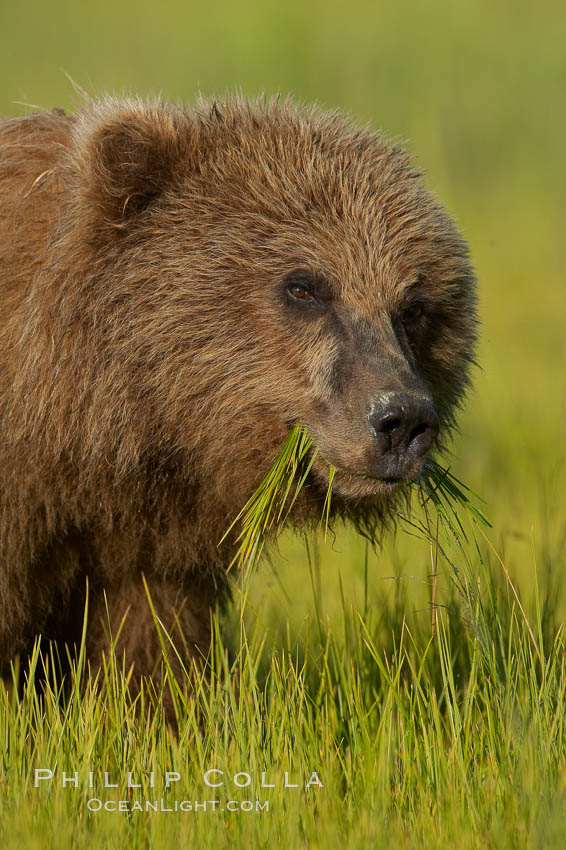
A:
[1, 0, 564, 632]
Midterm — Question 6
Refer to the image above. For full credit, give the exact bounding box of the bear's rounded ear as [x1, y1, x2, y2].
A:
[75, 100, 192, 226]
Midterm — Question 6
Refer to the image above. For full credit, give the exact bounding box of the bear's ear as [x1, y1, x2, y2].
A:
[76, 100, 192, 226]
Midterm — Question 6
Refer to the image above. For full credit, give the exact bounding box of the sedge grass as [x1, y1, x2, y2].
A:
[2, 527, 565, 849]
[223, 425, 490, 573]
[2, 433, 563, 850]
[221, 426, 335, 572]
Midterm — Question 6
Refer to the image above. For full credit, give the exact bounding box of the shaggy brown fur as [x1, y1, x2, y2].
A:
[0, 96, 476, 699]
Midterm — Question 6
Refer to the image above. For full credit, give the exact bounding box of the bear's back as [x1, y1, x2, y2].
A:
[0, 110, 73, 385]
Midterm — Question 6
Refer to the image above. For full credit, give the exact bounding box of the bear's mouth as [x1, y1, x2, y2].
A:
[311, 446, 418, 485]
[306, 454, 412, 502]
[283, 424, 425, 501]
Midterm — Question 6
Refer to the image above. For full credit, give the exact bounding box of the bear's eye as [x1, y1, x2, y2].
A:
[288, 284, 315, 302]
[284, 271, 320, 305]
[402, 301, 426, 324]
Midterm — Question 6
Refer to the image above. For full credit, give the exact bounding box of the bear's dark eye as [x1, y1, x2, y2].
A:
[284, 271, 320, 306]
[288, 284, 315, 302]
[402, 301, 426, 324]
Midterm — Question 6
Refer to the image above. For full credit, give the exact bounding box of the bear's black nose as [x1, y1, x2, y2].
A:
[369, 393, 439, 474]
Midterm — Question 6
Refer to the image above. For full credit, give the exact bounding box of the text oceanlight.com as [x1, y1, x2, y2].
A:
[87, 798, 270, 813]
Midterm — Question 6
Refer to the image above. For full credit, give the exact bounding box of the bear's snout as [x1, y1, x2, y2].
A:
[368, 393, 439, 480]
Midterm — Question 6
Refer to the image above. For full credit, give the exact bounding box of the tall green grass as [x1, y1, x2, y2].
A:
[1, 511, 565, 849]
[3, 432, 556, 849]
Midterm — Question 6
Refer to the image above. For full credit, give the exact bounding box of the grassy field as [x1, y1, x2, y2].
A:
[1, 0, 565, 847]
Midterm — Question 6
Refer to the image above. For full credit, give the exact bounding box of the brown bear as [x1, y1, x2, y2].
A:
[0, 95, 476, 696]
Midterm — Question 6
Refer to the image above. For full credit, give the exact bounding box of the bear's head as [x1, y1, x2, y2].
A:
[62, 96, 476, 518]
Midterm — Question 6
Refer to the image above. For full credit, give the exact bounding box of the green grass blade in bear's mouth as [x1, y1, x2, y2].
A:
[220, 425, 324, 572]
[419, 458, 491, 543]
[221, 426, 490, 572]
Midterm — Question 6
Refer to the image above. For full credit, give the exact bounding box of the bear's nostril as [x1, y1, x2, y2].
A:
[381, 416, 401, 435]
[409, 423, 428, 442]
